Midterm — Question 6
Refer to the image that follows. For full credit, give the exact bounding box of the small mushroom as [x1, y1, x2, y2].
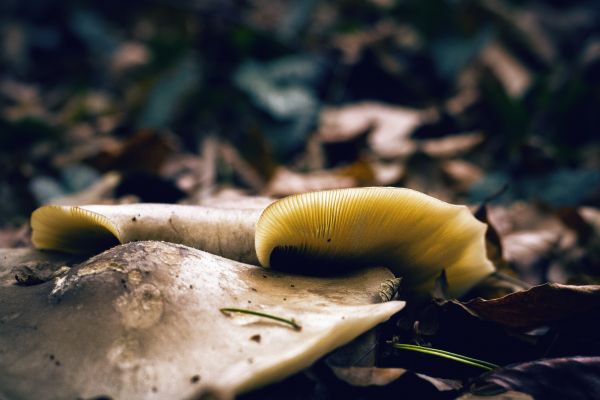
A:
[31, 203, 266, 263]
[255, 187, 494, 297]
[0, 241, 403, 399]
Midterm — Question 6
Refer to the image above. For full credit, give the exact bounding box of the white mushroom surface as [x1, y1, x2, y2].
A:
[0, 241, 404, 400]
[31, 203, 264, 263]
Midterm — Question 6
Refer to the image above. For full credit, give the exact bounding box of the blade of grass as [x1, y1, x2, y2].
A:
[220, 307, 302, 331]
[391, 343, 499, 371]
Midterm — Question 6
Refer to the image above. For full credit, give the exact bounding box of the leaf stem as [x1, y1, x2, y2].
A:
[391, 343, 499, 371]
[220, 307, 302, 331]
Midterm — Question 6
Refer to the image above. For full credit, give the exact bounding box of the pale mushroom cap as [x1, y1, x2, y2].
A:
[255, 187, 495, 297]
[0, 241, 404, 399]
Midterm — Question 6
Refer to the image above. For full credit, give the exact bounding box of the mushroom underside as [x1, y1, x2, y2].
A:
[255, 187, 495, 297]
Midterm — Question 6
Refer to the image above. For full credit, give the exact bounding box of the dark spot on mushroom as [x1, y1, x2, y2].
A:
[152, 387, 158, 393]
[251, 288, 257, 292]
[262, 275, 267, 278]
[190, 375, 200, 384]
[283, 298, 287, 301]
[247, 300, 252, 303]
[49, 354, 54, 360]
[189, 285, 193, 289]
[247, 358, 254, 364]
[120, 278, 127, 289]
[131, 217, 137, 222]
[290, 284, 295, 288]
[269, 246, 353, 275]
[250, 334, 261, 343]
[55, 361, 61, 366]
[327, 238, 331, 242]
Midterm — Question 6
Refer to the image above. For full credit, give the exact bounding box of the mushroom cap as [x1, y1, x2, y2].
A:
[0, 241, 403, 399]
[255, 187, 495, 297]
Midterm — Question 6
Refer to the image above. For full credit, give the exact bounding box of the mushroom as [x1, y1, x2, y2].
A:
[0, 241, 404, 399]
[31, 202, 266, 263]
[255, 187, 495, 297]
[30, 188, 494, 296]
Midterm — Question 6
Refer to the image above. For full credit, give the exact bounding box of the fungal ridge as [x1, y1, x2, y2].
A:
[31, 205, 121, 254]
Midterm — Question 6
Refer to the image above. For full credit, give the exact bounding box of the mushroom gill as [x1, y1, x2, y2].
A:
[255, 187, 495, 297]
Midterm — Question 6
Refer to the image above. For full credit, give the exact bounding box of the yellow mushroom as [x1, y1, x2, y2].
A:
[255, 187, 495, 297]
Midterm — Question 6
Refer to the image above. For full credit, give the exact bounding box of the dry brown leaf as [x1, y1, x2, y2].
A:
[465, 357, 600, 400]
[370, 161, 405, 186]
[48, 172, 122, 206]
[440, 159, 484, 192]
[502, 230, 565, 278]
[480, 41, 532, 98]
[330, 367, 407, 387]
[318, 102, 431, 158]
[419, 132, 485, 158]
[463, 283, 600, 329]
[264, 167, 358, 197]
[111, 41, 150, 73]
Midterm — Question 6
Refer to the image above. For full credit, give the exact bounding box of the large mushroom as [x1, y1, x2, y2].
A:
[0, 241, 403, 399]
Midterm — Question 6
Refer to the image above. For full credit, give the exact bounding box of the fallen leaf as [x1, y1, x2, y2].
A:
[263, 166, 359, 197]
[462, 283, 600, 329]
[318, 102, 431, 158]
[440, 159, 484, 193]
[479, 41, 531, 98]
[84, 130, 176, 174]
[419, 132, 485, 159]
[329, 367, 406, 387]
[467, 357, 600, 400]
[111, 41, 149, 73]
[458, 390, 533, 400]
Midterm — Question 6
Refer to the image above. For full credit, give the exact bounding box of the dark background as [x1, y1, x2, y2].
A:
[1, 0, 599, 230]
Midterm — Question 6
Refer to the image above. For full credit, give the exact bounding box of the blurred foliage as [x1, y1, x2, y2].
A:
[0, 0, 599, 225]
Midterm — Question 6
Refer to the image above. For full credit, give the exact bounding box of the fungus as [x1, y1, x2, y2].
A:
[31, 203, 265, 263]
[0, 241, 403, 399]
[255, 187, 494, 297]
